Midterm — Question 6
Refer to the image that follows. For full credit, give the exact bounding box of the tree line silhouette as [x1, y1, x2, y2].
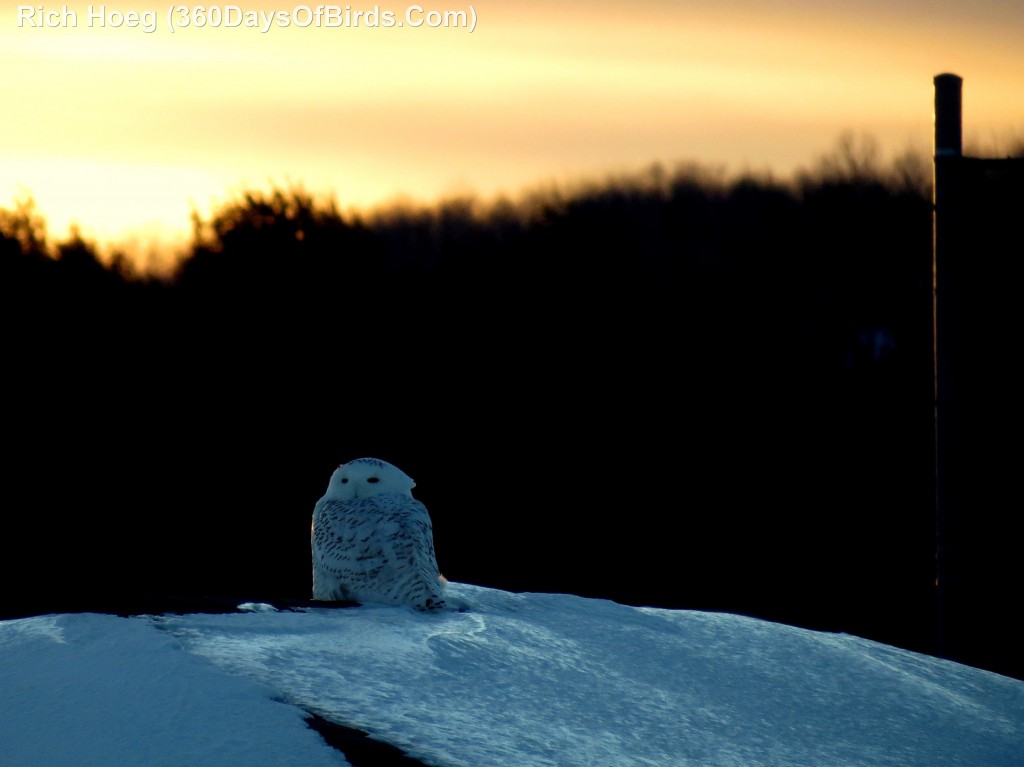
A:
[2, 136, 1017, 678]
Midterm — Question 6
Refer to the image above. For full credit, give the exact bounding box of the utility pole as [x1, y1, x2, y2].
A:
[931, 72, 961, 660]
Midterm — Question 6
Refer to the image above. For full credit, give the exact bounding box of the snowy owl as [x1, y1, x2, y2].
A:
[311, 457, 447, 610]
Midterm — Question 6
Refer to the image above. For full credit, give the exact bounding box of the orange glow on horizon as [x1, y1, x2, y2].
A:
[2, 0, 1022, 259]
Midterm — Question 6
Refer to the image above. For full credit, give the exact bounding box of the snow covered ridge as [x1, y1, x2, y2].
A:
[3, 583, 1022, 767]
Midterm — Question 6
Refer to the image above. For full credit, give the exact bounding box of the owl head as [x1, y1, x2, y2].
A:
[322, 457, 416, 501]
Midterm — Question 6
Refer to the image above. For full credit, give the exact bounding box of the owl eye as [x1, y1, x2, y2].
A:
[367, 477, 380, 484]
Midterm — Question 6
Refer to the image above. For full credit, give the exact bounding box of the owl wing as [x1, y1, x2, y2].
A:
[370, 494, 446, 608]
[311, 496, 369, 600]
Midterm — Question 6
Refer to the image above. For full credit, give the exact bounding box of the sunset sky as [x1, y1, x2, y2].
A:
[2, 0, 1022, 258]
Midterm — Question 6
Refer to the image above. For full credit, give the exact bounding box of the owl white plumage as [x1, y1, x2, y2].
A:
[311, 457, 447, 610]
